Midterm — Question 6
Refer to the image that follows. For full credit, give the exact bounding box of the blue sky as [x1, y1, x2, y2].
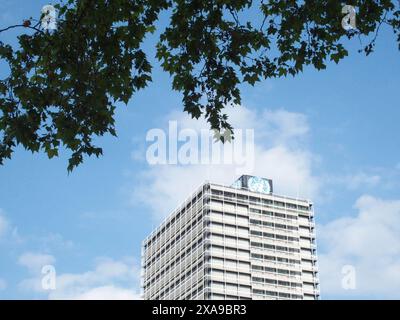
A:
[0, 0, 399, 299]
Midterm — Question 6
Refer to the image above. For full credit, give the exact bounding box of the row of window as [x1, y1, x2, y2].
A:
[208, 210, 249, 223]
[210, 189, 311, 212]
[207, 232, 250, 246]
[206, 256, 251, 270]
[207, 221, 249, 234]
[252, 289, 302, 299]
[208, 268, 251, 282]
[250, 230, 299, 242]
[250, 218, 299, 231]
[251, 264, 302, 276]
[208, 280, 251, 294]
[250, 241, 300, 253]
[207, 244, 250, 258]
[251, 253, 301, 265]
[252, 276, 302, 288]
[209, 239, 322, 260]
[208, 293, 251, 300]
[249, 207, 298, 221]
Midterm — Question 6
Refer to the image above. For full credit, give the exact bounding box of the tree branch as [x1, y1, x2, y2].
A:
[0, 24, 45, 34]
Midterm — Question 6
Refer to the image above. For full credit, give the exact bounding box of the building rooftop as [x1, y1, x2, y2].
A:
[143, 175, 313, 245]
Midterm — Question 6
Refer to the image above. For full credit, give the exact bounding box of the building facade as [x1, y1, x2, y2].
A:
[141, 175, 319, 300]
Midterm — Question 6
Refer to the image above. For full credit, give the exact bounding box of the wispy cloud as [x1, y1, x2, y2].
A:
[318, 195, 400, 299]
[0, 211, 9, 238]
[0, 210, 22, 244]
[18, 255, 141, 300]
[332, 172, 382, 190]
[130, 106, 321, 221]
[0, 278, 6, 291]
[18, 252, 56, 274]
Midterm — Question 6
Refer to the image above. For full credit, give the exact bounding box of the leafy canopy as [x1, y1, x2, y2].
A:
[0, 0, 399, 171]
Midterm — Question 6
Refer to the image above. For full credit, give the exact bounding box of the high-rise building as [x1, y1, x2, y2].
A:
[141, 175, 319, 300]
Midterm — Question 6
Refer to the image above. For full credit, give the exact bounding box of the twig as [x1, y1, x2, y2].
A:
[0, 24, 45, 34]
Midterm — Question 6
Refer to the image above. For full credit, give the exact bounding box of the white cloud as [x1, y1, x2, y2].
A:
[258, 109, 309, 145]
[18, 252, 56, 273]
[0, 211, 24, 244]
[131, 106, 320, 220]
[34, 233, 74, 251]
[0, 278, 6, 291]
[18, 252, 57, 293]
[0, 211, 9, 238]
[19, 255, 141, 300]
[318, 195, 400, 299]
[0, 211, 72, 249]
[56, 285, 140, 300]
[333, 172, 381, 190]
[49, 257, 141, 300]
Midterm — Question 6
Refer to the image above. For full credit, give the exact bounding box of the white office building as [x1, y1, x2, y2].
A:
[141, 175, 319, 300]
